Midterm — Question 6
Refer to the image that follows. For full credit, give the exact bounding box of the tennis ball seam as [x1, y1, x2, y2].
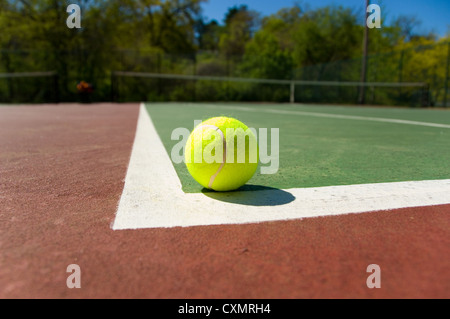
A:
[198, 124, 227, 189]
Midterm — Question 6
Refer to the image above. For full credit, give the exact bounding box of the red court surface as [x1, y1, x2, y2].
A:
[0, 103, 449, 299]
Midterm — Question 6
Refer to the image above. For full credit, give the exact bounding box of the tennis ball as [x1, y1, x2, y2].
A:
[185, 117, 258, 191]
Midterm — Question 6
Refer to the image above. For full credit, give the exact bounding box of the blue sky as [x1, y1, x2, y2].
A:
[201, 0, 450, 37]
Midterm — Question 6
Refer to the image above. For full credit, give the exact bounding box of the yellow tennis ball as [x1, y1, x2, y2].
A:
[185, 116, 259, 191]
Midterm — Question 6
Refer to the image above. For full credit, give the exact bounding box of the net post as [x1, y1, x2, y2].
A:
[290, 81, 295, 103]
[111, 71, 115, 102]
[444, 42, 450, 108]
[53, 72, 59, 103]
[421, 83, 430, 107]
[193, 54, 197, 102]
[358, 0, 370, 105]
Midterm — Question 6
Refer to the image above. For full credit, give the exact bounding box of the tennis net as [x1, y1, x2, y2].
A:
[0, 71, 59, 103]
[111, 71, 430, 107]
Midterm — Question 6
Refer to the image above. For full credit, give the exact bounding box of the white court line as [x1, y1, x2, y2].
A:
[198, 103, 450, 129]
[112, 103, 450, 230]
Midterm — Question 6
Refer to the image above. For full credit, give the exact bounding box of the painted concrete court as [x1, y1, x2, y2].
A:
[1, 102, 449, 298]
[113, 103, 450, 229]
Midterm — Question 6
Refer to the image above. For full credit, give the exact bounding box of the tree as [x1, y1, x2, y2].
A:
[241, 20, 294, 80]
[218, 5, 260, 59]
[292, 6, 362, 67]
[195, 19, 222, 51]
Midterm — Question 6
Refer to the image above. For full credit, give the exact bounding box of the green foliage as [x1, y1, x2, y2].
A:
[0, 0, 448, 106]
[218, 5, 259, 59]
[291, 6, 362, 66]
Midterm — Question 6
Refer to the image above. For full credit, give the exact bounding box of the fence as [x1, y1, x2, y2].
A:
[0, 41, 448, 106]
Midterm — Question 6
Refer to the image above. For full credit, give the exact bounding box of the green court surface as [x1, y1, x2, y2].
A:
[145, 103, 450, 193]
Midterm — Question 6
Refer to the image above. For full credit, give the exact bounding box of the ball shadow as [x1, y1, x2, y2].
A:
[201, 184, 296, 207]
